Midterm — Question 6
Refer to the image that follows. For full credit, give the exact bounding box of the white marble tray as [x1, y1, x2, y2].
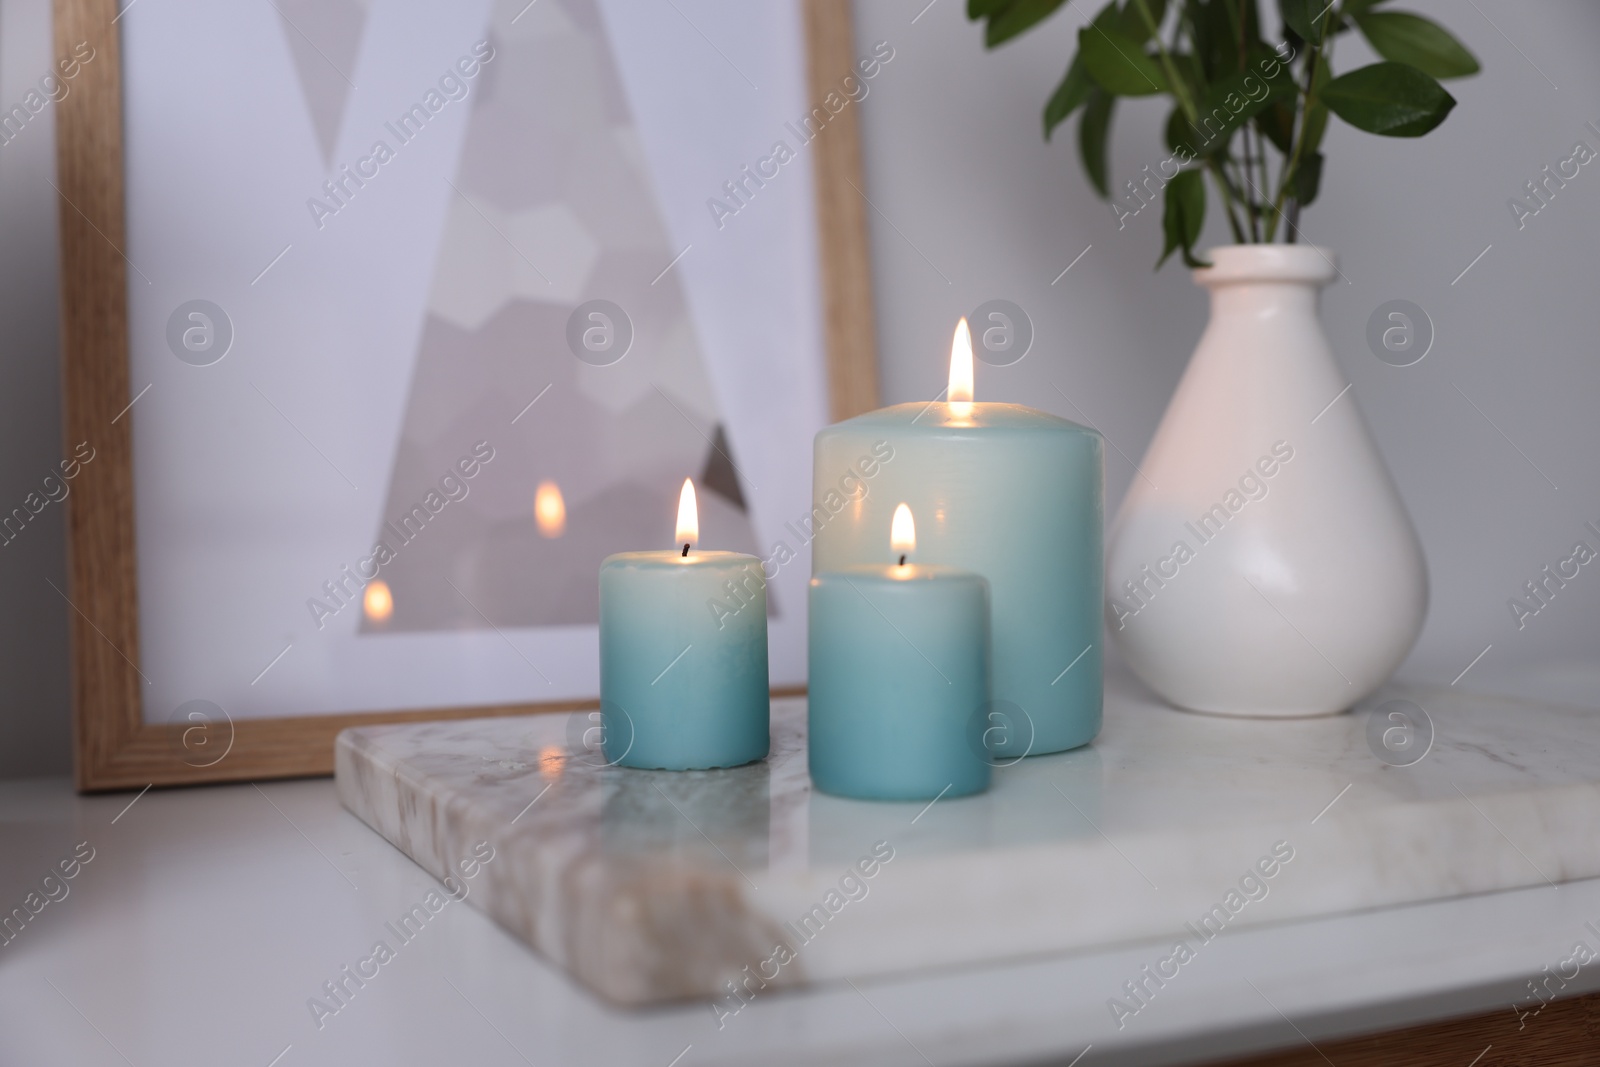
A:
[335, 675, 1600, 1006]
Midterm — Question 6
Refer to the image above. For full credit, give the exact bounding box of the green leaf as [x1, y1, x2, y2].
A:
[1354, 11, 1480, 79]
[1085, 0, 1120, 34]
[985, 0, 1072, 46]
[1322, 61, 1456, 136]
[1079, 23, 1168, 95]
[1079, 88, 1116, 197]
[1193, 0, 1240, 83]
[1293, 150, 1324, 206]
[1116, 0, 1169, 43]
[1172, 49, 1207, 94]
[1158, 168, 1207, 268]
[1255, 99, 1296, 153]
[1166, 105, 1203, 154]
[1168, 54, 1296, 156]
[967, 0, 1011, 18]
[1052, 0, 1119, 137]
[1279, 0, 1332, 45]
[1044, 53, 1093, 138]
[1279, 23, 1304, 56]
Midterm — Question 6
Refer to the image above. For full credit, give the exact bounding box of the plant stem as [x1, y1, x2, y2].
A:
[1238, 131, 1259, 241]
[1208, 162, 1248, 242]
[1228, 0, 1261, 240]
[1256, 125, 1272, 233]
[1219, 0, 1243, 43]
[1270, 6, 1337, 240]
[1132, 0, 1199, 122]
[1133, 0, 1246, 241]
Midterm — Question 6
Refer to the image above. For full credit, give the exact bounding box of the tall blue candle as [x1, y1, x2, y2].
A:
[809, 505, 991, 800]
[812, 320, 1104, 756]
[599, 480, 769, 770]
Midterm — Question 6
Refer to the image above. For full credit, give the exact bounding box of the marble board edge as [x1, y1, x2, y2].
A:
[333, 700, 1600, 1007]
[334, 721, 811, 1006]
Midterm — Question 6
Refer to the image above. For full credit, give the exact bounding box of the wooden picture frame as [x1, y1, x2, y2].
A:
[57, 0, 879, 792]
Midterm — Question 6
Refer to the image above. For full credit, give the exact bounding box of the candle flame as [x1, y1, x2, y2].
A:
[363, 579, 394, 622]
[535, 480, 566, 538]
[949, 317, 974, 416]
[890, 503, 916, 557]
[676, 478, 699, 547]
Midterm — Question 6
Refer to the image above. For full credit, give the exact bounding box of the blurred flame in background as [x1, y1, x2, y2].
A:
[364, 579, 394, 622]
[536, 480, 567, 538]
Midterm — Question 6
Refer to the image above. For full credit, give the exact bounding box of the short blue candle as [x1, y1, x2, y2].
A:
[598, 481, 769, 770]
[812, 322, 1104, 757]
[809, 515, 991, 801]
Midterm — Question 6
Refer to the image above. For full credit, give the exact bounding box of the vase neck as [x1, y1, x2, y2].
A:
[1191, 245, 1336, 321]
[1206, 280, 1322, 321]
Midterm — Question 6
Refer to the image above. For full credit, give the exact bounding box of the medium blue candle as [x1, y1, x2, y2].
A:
[812, 320, 1103, 757]
[599, 480, 769, 770]
[809, 504, 991, 801]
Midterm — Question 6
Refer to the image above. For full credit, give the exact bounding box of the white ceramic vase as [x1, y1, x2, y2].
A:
[1106, 245, 1427, 717]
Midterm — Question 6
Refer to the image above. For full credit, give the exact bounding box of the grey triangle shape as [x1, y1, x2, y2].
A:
[275, 0, 367, 167]
[700, 424, 748, 513]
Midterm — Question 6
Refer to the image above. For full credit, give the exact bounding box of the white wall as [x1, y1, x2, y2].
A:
[2, 0, 1597, 778]
[854, 0, 1600, 701]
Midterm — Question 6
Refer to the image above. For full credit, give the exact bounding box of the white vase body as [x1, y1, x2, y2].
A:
[1107, 246, 1427, 717]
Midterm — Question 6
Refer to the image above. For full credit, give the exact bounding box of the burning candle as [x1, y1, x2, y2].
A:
[598, 479, 770, 770]
[812, 320, 1104, 756]
[808, 504, 992, 800]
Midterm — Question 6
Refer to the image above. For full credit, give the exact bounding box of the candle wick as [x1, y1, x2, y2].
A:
[898, 554, 906, 566]
[682, 543, 690, 558]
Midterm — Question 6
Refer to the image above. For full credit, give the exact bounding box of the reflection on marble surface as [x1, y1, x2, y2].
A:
[805, 746, 1104, 865]
[599, 760, 771, 863]
[337, 674, 1600, 1005]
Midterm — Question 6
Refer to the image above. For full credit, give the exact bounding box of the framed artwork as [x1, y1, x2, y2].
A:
[57, 0, 880, 790]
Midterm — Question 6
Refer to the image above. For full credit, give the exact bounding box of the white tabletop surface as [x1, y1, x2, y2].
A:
[3, 767, 1600, 1067]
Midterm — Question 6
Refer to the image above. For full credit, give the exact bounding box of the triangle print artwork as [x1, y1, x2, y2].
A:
[360, 0, 767, 633]
[275, 0, 369, 167]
